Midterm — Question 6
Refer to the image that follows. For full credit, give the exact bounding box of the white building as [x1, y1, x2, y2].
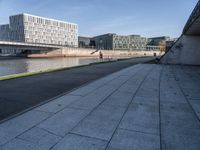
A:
[0, 13, 78, 47]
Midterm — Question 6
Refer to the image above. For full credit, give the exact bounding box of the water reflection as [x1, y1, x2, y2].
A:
[0, 57, 102, 77]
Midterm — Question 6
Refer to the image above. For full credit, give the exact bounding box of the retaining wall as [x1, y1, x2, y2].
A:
[28, 48, 164, 58]
[161, 35, 200, 65]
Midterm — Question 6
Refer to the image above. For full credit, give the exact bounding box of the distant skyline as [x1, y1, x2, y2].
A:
[0, 0, 198, 38]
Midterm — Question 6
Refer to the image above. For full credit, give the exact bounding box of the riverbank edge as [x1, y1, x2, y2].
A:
[0, 61, 112, 81]
[0, 57, 141, 81]
[0, 57, 157, 81]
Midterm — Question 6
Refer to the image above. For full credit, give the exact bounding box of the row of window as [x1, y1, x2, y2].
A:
[25, 38, 76, 44]
[24, 15, 77, 29]
[0, 25, 9, 30]
[24, 22, 77, 31]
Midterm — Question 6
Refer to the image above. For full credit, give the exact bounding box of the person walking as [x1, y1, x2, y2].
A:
[99, 51, 103, 60]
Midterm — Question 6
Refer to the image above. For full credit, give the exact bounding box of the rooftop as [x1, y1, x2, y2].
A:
[10, 13, 78, 26]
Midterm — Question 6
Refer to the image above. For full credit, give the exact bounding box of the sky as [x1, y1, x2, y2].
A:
[0, 0, 198, 38]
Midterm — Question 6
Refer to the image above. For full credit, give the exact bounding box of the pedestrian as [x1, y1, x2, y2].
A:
[99, 51, 103, 60]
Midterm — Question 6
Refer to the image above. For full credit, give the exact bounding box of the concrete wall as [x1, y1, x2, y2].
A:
[7, 47, 163, 58]
[61, 48, 164, 58]
[27, 49, 63, 58]
[161, 35, 200, 65]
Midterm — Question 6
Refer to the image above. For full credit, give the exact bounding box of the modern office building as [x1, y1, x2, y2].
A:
[78, 36, 92, 48]
[0, 13, 78, 47]
[128, 35, 147, 50]
[165, 38, 177, 51]
[92, 33, 147, 50]
[147, 36, 177, 52]
[148, 36, 171, 51]
[0, 24, 10, 40]
[148, 36, 170, 45]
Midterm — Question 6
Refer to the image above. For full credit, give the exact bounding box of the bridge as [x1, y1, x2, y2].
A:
[0, 40, 70, 56]
[0, 40, 63, 50]
[161, 0, 200, 65]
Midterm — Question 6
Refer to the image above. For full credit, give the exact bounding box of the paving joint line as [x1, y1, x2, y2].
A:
[118, 127, 160, 136]
[68, 132, 109, 142]
[158, 65, 164, 150]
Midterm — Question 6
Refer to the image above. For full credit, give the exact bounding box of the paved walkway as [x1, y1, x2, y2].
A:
[0, 64, 200, 150]
[0, 57, 155, 121]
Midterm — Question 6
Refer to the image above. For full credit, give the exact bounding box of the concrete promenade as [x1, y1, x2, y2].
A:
[0, 64, 200, 149]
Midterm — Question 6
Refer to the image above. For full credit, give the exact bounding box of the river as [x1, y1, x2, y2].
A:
[0, 57, 112, 77]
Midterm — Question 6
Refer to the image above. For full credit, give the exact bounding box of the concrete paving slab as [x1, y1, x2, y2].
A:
[161, 110, 200, 128]
[69, 86, 100, 96]
[182, 88, 200, 100]
[105, 75, 130, 87]
[84, 76, 117, 88]
[107, 129, 160, 150]
[35, 95, 81, 113]
[69, 71, 125, 96]
[161, 124, 200, 150]
[118, 83, 139, 93]
[101, 90, 133, 108]
[160, 100, 192, 112]
[4, 127, 62, 150]
[119, 103, 159, 135]
[0, 110, 51, 146]
[52, 133, 107, 150]
[133, 96, 158, 105]
[37, 108, 90, 137]
[190, 100, 200, 119]
[160, 92, 187, 104]
[136, 88, 159, 99]
[71, 105, 126, 140]
[1, 138, 38, 150]
[68, 85, 118, 110]
[178, 82, 200, 90]
[160, 65, 200, 150]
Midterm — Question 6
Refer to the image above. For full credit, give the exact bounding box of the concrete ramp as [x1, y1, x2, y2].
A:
[161, 1, 200, 65]
[161, 35, 200, 65]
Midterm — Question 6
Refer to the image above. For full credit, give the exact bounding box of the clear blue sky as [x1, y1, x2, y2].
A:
[0, 0, 198, 38]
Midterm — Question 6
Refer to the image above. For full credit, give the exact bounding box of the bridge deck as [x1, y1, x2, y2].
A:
[0, 64, 200, 150]
[0, 41, 63, 49]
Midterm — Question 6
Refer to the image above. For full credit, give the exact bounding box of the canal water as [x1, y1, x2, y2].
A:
[0, 57, 108, 77]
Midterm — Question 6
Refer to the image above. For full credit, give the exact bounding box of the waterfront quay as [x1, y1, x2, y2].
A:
[0, 63, 200, 149]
